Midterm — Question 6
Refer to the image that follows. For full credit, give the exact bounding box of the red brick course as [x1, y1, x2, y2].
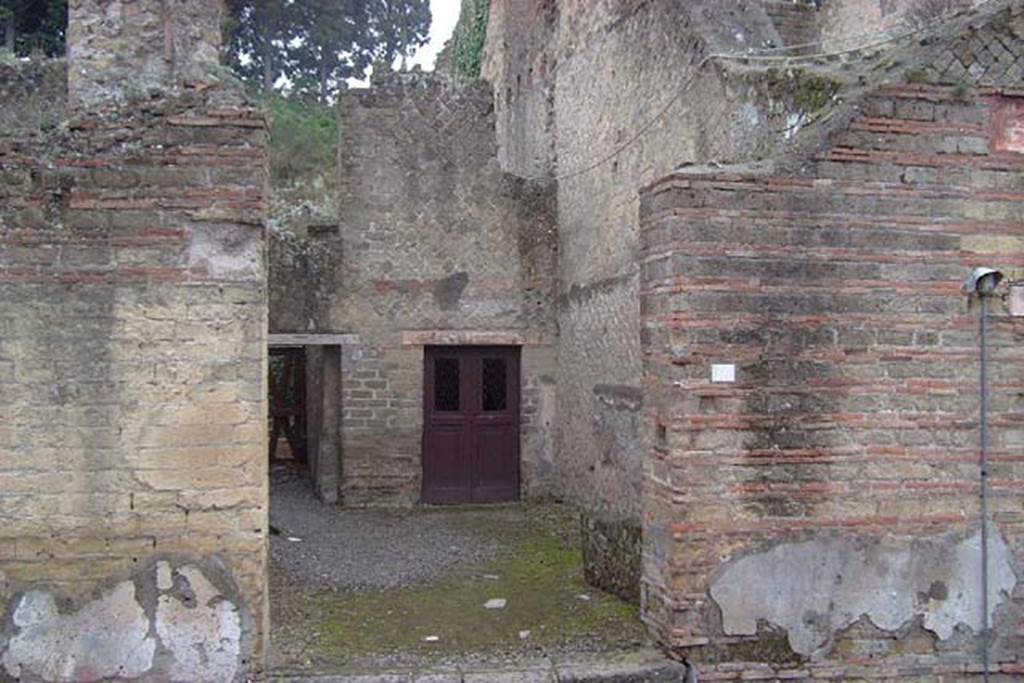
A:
[640, 84, 1024, 678]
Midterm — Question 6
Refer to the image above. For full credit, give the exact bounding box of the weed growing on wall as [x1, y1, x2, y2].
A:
[452, 0, 490, 82]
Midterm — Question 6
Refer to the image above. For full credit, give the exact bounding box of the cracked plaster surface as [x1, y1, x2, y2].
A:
[711, 525, 1018, 656]
[1, 562, 243, 682]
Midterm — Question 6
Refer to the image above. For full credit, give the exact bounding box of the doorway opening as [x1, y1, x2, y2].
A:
[267, 336, 344, 503]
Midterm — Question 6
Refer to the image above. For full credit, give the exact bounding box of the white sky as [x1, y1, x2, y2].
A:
[409, 0, 462, 70]
[348, 0, 461, 87]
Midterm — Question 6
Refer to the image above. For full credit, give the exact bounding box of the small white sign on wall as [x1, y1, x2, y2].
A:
[711, 363, 736, 383]
[1010, 284, 1024, 317]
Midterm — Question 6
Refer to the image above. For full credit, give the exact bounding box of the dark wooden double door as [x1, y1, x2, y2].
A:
[423, 346, 520, 504]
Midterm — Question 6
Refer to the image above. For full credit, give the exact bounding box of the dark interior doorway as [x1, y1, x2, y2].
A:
[269, 347, 307, 464]
[423, 346, 521, 504]
[268, 336, 344, 504]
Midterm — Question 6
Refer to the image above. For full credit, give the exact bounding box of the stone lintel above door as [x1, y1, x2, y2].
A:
[401, 330, 545, 347]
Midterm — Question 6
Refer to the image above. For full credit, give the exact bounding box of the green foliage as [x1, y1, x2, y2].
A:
[452, 0, 490, 82]
[768, 71, 840, 115]
[266, 95, 338, 187]
[790, 73, 840, 113]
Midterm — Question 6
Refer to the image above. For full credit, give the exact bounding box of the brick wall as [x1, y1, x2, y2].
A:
[640, 79, 1024, 680]
[326, 73, 558, 504]
[0, 3, 269, 680]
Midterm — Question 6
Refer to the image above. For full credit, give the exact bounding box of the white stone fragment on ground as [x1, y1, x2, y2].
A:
[423, 635, 440, 642]
[576, 594, 592, 601]
[484, 598, 507, 609]
[287, 537, 302, 542]
[519, 630, 531, 640]
[483, 574, 501, 580]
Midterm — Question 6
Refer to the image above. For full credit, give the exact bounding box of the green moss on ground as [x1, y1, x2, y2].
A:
[271, 505, 644, 670]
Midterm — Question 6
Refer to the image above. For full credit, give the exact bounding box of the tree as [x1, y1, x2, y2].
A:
[265, 0, 430, 102]
[225, 1, 295, 93]
[0, 0, 67, 57]
[371, 0, 433, 71]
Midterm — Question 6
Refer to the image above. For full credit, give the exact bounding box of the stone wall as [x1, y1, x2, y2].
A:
[639, 8, 1024, 676]
[482, 0, 822, 600]
[67, 0, 225, 106]
[819, 0, 983, 51]
[325, 73, 558, 505]
[762, 1, 820, 51]
[0, 59, 67, 135]
[0, 2, 269, 679]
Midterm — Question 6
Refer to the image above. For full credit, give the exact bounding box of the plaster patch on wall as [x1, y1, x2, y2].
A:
[156, 564, 242, 683]
[592, 384, 645, 473]
[188, 224, 263, 281]
[992, 98, 1024, 154]
[710, 525, 1017, 657]
[1, 582, 156, 681]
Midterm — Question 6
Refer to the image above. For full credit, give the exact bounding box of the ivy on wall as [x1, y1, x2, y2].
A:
[452, 0, 490, 82]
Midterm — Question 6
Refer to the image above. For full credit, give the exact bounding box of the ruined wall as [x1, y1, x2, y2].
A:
[327, 73, 558, 505]
[482, 0, 823, 601]
[67, 0, 225, 106]
[268, 226, 338, 334]
[639, 8, 1024, 677]
[0, 2, 269, 679]
[819, 0, 983, 51]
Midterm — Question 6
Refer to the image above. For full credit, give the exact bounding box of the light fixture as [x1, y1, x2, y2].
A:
[963, 266, 1003, 296]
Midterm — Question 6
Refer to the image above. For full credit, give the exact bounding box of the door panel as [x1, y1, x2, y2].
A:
[423, 424, 469, 504]
[473, 423, 518, 503]
[422, 346, 520, 504]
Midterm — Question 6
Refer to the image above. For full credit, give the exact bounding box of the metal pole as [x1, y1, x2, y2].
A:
[979, 294, 990, 683]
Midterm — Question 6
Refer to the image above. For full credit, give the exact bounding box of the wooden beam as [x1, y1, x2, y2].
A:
[268, 333, 359, 347]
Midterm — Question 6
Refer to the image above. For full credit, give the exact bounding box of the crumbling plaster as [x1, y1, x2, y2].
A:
[1, 559, 249, 683]
[711, 526, 1018, 657]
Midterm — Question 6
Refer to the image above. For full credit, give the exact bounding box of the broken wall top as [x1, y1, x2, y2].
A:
[68, 0, 227, 108]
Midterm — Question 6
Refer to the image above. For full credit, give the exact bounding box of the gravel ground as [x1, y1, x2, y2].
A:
[268, 464, 646, 675]
[269, 464, 506, 592]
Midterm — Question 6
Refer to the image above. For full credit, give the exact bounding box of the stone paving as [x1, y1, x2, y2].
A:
[270, 648, 686, 682]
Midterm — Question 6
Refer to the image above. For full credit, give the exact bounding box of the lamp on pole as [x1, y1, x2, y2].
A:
[963, 266, 1003, 683]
